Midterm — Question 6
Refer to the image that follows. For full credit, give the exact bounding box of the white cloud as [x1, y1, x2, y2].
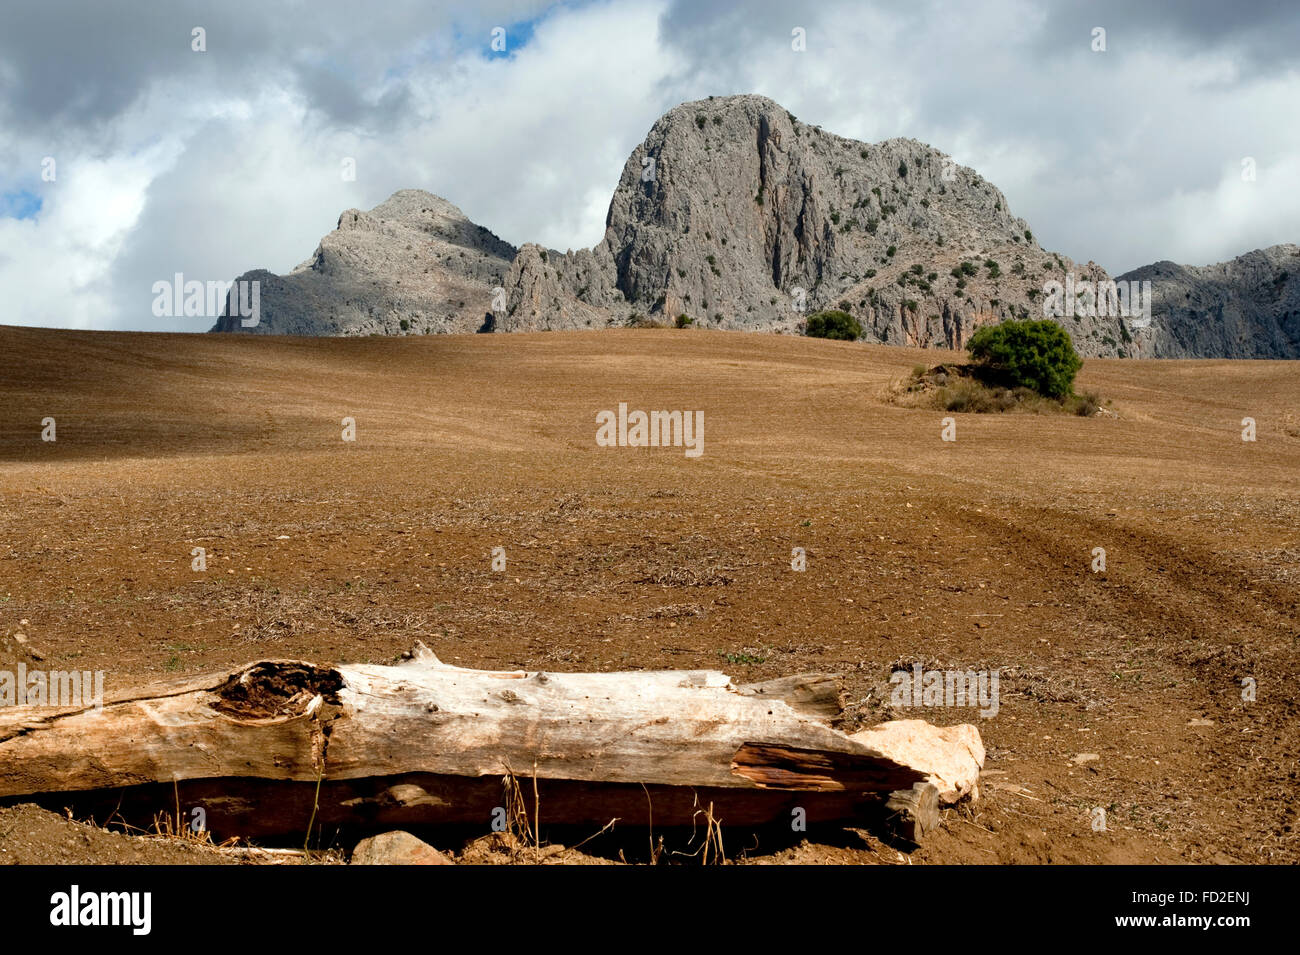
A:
[0, 142, 179, 328]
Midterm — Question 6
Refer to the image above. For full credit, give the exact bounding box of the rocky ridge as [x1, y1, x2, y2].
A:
[214, 95, 1292, 359]
[1117, 244, 1300, 359]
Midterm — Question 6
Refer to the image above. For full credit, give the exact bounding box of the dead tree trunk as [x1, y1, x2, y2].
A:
[0, 644, 982, 838]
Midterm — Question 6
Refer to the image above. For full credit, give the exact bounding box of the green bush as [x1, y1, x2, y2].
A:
[676, 314, 695, 328]
[805, 309, 862, 341]
[967, 319, 1082, 398]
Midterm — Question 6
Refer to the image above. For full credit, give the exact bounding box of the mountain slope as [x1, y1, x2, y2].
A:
[1119, 244, 1300, 359]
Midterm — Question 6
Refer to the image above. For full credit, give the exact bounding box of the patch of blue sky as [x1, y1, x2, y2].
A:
[0, 189, 42, 220]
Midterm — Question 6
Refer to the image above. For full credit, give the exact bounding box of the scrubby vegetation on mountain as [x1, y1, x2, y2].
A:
[804, 309, 862, 341]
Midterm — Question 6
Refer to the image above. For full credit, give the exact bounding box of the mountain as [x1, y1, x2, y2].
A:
[500, 95, 1123, 355]
[1118, 244, 1300, 358]
[211, 190, 515, 335]
[213, 94, 1283, 360]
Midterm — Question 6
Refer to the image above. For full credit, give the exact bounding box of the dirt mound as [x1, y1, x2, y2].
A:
[0, 804, 238, 865]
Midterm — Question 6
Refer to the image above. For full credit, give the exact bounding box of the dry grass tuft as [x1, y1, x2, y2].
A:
[892, 363, 1104, 416]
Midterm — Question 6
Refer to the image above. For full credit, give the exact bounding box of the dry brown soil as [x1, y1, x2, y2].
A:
[1, 325, 1297, 864]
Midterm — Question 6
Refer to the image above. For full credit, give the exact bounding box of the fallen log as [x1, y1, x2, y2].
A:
[0, 644, 982, 839]
[884, 781, 941, 844]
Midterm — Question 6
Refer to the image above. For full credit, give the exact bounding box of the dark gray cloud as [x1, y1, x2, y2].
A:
[0, 0, 551, 136]
[1040, 0, 1300, 77]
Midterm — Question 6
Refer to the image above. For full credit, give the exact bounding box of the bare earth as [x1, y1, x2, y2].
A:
[1, 325, 1297, 864]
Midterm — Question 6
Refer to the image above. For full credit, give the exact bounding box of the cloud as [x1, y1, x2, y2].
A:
[0, 0, 1296, 329]
[0, 141, 179, 328]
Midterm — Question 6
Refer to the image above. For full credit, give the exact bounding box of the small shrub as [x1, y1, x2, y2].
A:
[1064, 391, 1101, 416]
[676, 314, 695, 328]
[939, 380, 1016, 413]
[805, 309, 862, 341]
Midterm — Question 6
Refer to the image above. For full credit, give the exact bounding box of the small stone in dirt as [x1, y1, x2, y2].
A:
[351, 831, 454, 865]
[1070, 753, 1099, 765]
[1187, 718, 1214, 727]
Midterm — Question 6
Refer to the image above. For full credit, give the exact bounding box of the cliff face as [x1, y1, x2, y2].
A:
[520, 94, 1122, 355]
[215, 95, 1292, 360]
[1118, 245, 1300, 358]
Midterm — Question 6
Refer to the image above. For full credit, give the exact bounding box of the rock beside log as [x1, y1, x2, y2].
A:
[351, 831, 454, 866]
[851, 720, 985, 803]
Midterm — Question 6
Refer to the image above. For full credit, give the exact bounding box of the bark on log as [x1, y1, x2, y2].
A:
[885, 782, 941, 844]
[0, 645, 980, 838]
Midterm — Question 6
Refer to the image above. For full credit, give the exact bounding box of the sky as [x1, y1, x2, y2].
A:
[1, 0, 1297, 331]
